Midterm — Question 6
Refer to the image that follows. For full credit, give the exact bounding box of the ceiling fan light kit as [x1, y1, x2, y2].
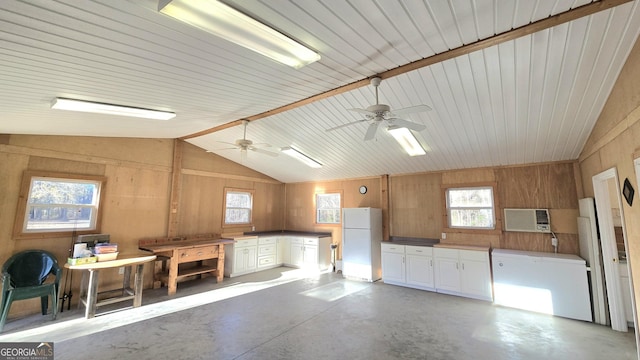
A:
[158, 0, 320, 69]
[326, 77, 431, 146]
[281, 147, 322, 168]
[50, 98, 175, 120]
[214, 120, 278, 159]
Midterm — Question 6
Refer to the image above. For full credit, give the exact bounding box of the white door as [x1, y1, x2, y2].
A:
[593, 168, 627, 332]
[381, 251, 405, 283]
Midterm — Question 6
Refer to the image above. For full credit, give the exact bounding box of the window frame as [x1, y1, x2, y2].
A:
[222, 187, 254, 227]
[13, 171, 107, 240]
[315, 191, 342, 225]
[442, 183, 499, 233]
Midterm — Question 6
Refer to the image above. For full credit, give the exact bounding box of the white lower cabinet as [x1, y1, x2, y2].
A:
[225, 235, 330, 278]
[433, 246, 492, 301]
[224, 237, 258, 277]
[382, 243, 492, 301]
[406, 246, 435, 289]
[289, 237, 331, 270]
[257, 236, 278, 270]
[381, 243, 406, 284]
[381, 243, 434, 291]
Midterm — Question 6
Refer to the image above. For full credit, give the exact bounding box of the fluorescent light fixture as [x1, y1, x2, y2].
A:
[387, 126, 427, 156]
[158, 0, 321, 69]
[51, 98, 175, 120]
[281, 147, 322, 168]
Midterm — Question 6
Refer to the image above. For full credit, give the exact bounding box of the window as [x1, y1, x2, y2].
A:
[446, 186, 495, 229]
[316, 192, 341, 224]
[14, 171, 106, 238]
[224, 188, 253, 225]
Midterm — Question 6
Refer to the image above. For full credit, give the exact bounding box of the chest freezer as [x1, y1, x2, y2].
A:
[492, 249, 592, 322]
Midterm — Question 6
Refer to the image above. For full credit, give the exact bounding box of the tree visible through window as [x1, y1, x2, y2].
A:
[446, 187, 495, 229]
[23, 176, 102, 233]
[316, 193, 341, 224]
[224, 189, 253, 225]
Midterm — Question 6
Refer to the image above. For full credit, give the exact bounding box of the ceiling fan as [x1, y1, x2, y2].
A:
[327, 77, 431, 141]
[213, 120, 278, 160]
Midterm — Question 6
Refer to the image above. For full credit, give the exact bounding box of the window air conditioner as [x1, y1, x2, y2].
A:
[503, 209, 551, 233]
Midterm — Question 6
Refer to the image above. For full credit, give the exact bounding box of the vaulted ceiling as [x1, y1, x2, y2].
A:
[2, 0, 640, 183]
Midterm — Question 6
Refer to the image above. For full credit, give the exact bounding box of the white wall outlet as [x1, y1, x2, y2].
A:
[551, 237, 558, 247]
[441, 232, 446, 240]
[118, 266, 125, 275]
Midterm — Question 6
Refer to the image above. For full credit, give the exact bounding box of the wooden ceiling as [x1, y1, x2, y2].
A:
[1, 0, 639, 182]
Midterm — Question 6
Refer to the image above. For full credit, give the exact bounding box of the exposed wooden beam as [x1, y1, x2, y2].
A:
[180, 0, 633, 140]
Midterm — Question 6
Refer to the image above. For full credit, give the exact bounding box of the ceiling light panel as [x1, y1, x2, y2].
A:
[158, 0, 320, 68]
[51, 98, 175, 120]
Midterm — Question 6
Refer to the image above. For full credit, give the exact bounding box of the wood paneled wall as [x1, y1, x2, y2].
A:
[285, 162, 581, 255]
[0, 136, 283, 318]
[578, 36, 640, 322]
[284, 176, 385, 258]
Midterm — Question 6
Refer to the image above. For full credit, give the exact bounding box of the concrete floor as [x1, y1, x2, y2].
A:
[0, 267, 637, 360]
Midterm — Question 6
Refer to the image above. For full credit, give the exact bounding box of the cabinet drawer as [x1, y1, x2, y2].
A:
[235, 238, 258, 247]
[382, 243, 405, 254]
[258, 254, 276, 267]
[258, 245, 276, 256]
[178, 246, 219, 262]
[460, 249, 488, 262]
[406, 246, 432, 256]
[290, 237, 304, 245]
[303, 237, 318, 246]
[259, 237, 277, 245]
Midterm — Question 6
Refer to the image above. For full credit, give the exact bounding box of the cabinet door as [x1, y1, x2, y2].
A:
[290, 242, 304, 267]
[434, 256, 460, 292]
[303, 245, 319, 268]
[381, 251, 405, 284]
[406, 254, 434, 288]
[234, 248, 249, 273]
[234, 247, 257, 273]
[460, 259, 490, 299]
[277, 237, 290, 265]
[245, 246, 257, 271]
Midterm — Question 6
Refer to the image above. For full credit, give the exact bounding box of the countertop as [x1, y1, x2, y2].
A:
[434, 243, 491, 251]
[386, 237, 440, 247]
[242, 230, 333, 238]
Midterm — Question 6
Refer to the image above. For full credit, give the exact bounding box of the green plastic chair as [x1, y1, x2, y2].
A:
[0, 250, 61, 332]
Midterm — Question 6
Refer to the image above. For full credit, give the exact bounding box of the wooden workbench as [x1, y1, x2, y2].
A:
[139, 235, 234, 295]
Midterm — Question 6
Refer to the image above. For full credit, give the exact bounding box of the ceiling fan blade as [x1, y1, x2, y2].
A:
[364, 122, 380, 141]
[390, 105, 432, 117]
[251, 147, 279, 157]
[215, 141, 239, 147]
[207, 147, 237, 152]
[388, 118, 426, 132]
[348, 108, 375, 116]
[251, 143, 272, 148]
[326, 119, 367, 132]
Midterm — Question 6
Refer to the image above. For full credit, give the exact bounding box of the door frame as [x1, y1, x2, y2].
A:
[592, 167, 629, 332]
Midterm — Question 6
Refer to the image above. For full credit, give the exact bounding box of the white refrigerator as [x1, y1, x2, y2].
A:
[342, 207, 383, 282]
